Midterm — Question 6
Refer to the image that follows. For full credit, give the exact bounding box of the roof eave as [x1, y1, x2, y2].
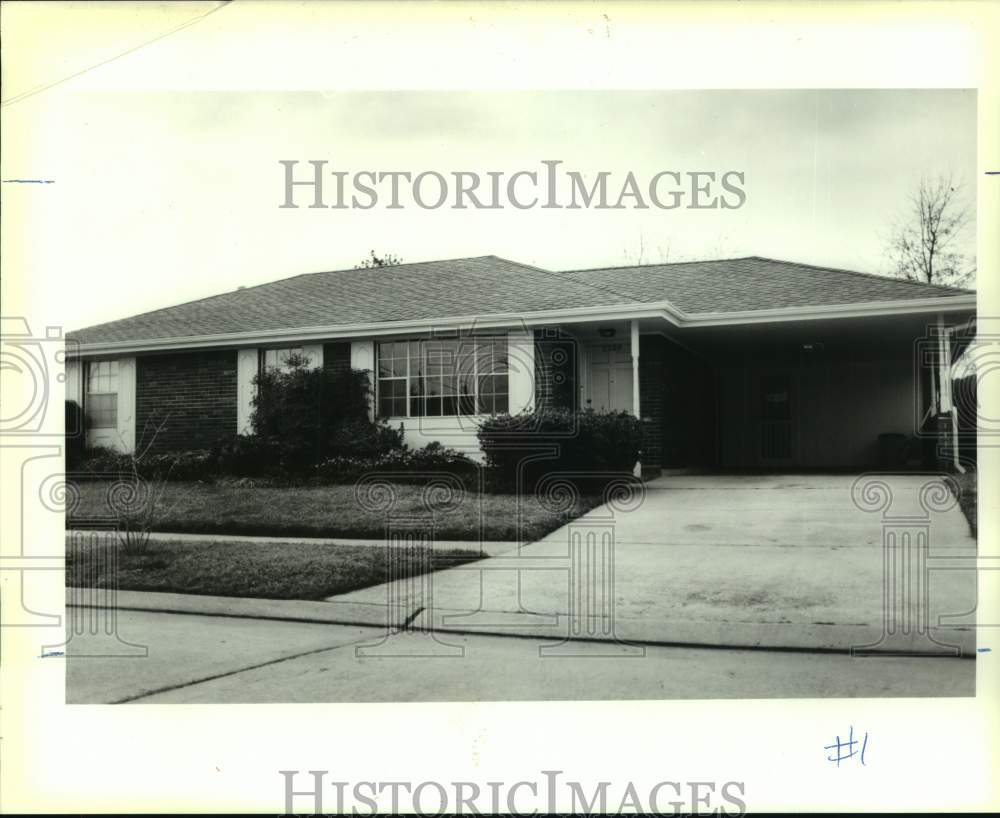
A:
[65, 294, 976, 358]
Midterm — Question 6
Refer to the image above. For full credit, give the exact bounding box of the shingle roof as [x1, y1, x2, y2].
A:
[563, 256, 972, 313]
[68, 256, 633, 346]
[67, 254, 971, 347]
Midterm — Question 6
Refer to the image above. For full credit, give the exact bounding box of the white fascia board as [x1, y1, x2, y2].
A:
[66, 305, 678, 357]
[678, 294, 976, 327]
[65, 294, 975, 359]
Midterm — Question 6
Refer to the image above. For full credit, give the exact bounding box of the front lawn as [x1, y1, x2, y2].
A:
[66, 538, 481, 600]
[68, 481, 601, 542]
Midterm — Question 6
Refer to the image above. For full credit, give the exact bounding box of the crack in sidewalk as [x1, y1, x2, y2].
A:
[110, 628, 390, 704]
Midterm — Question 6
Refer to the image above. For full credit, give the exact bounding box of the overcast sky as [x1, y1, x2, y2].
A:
[41, 89, 976, 330]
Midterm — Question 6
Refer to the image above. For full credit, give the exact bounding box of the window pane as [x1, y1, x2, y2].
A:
[426, 396, 441, 416]
[391, 356, 407, 377]
[409, 396, 425, 417]
[493, 393, 509, 414]
[378, 352, 392, 377]
[378, 397, 394, 418]
[442, 395, 457, 416]
[86, 394, 117, 428]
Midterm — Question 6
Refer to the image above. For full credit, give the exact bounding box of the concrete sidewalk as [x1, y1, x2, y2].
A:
[65, 609, 974, 703]
[65, 529, 521, 556]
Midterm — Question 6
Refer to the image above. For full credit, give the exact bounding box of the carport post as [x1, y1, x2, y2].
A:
[630, 320, 641, 477]
[937, 314, 963, 473]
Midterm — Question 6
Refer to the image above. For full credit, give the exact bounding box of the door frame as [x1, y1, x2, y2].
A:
[584, 341, 634, 413]
[757, 369, 797, 467]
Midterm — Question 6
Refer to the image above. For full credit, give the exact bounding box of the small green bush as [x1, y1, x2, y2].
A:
[477, 408, 642, 492]
[75, 446, 217, 482]
[74, 446, 133, 476]
[315, 442, 481, 488]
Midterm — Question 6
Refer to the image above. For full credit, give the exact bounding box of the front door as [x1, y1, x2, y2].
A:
[759, 373, 794, 463]
[588, 344, 633, 412]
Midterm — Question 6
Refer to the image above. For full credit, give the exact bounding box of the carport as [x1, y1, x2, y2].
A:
[644, 310, 974, 471]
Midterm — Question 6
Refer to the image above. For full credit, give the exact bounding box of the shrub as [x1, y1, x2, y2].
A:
[214, 434, 283, 478]
[316, 442, 481, 488]
[477, 408, 643, 492]
[75, 446, 133, 477]
[250, 356, 402, 471]
[65, 400, 86, 470]
[139, 449, 216, 481]
[74, 446, 218, 482]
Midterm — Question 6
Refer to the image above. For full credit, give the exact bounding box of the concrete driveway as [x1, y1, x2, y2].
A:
[334, 473, 978, 653]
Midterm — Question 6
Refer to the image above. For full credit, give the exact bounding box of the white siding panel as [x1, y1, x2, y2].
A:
[65, 359, 83, 405]
[236, 348, 258, 434]
[507, 330, 535, 415]
[351, 339, 375, 420]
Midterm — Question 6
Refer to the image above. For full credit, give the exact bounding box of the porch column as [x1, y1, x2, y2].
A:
[937, 314, 963, 473]
[630, 320, 641, 477]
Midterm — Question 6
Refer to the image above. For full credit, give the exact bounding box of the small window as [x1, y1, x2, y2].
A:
[86, 360, 119, 428]
[262, 347, 305, 372]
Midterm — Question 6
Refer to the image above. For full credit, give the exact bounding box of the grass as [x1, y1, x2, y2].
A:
[951, 470, 977, 537]
[66, 538, 482, 600]
[68, 481, 601, 542]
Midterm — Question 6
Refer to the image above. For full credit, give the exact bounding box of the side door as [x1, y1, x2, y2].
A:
[759, 372, 795, 465]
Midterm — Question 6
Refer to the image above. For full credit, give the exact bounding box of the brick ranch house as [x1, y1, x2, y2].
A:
[65, 256, 975, 472]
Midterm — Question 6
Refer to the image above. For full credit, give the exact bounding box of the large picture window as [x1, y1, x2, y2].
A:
[86, 360, 119, 428]
[376, 337, 509, 419]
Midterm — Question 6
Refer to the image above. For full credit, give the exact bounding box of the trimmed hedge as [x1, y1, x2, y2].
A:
[315, 443, 481, 488]
[72, 446, 216, 482]
[477, 408, 643, 491]
[71, 441, 479, 487]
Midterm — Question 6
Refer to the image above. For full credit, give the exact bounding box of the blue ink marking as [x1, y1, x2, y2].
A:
[825, 726, 868, 767]
[977, 647, 991, 653]
[41, 651, 65, 658]
[2, 179, 55, 184]
[986, 171, 1000, 175]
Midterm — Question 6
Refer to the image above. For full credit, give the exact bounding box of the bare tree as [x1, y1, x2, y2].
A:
[886, 174, 975, 288]
[622, 234, 672, 266]
[357, 250, 403, 269]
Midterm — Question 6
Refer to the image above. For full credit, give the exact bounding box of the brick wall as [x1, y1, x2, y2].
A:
[639, 335, 668, 464]
[639, 335, 716, 468]
[323, 342, 351, 375]
[135, 350, 237, 452]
